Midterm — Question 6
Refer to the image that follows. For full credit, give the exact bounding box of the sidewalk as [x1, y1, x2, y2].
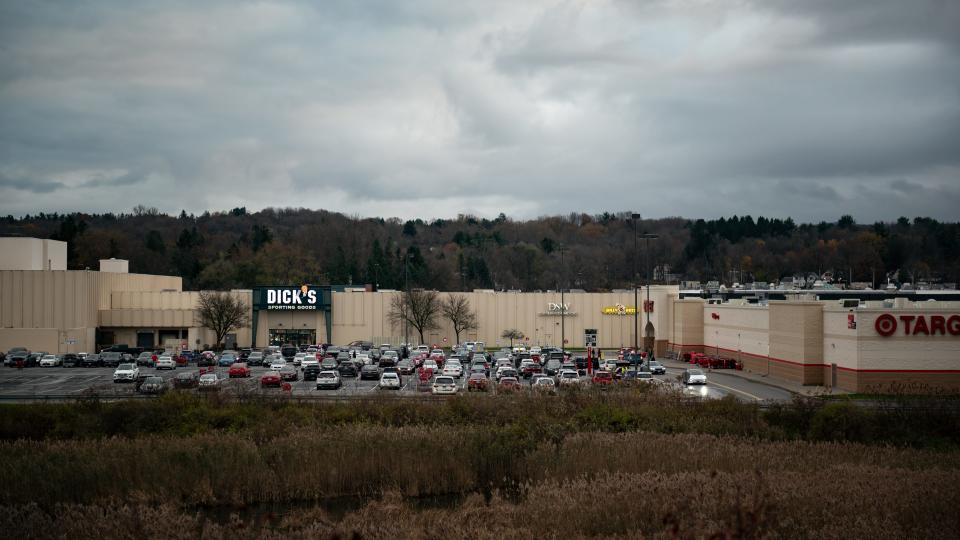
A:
[659, 356, 850, 398]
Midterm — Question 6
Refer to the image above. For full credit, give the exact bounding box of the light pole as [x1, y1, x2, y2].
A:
[559, 244, 567, 351]
[631, 213, 641, 368]
[641, 233, 659, 356]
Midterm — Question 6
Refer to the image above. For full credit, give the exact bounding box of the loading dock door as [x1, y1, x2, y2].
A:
[136, 331, 155, 349]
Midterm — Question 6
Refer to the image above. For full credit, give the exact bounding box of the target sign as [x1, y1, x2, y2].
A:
[875, 314, 897, 337]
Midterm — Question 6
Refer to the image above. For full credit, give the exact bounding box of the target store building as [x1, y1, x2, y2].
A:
[669, 296, 960, 393]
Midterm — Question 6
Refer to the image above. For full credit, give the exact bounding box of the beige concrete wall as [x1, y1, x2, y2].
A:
[702, 302, 769, 358]
[823, 309, 860, 371]
[0, 238, 66, 270]
[323, 287, 677, 348]
[669, 298, 704, 352]
[769, 302, 824, 385]
[0, 327, 95, 354]
[838, 304, 960, 372]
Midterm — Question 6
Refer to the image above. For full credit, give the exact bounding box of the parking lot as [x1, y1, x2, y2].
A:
[0, 359, 793, 402]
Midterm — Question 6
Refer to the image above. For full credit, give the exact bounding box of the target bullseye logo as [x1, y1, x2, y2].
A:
[875, 314, 898, 336]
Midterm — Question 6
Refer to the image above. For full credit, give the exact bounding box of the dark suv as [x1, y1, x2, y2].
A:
[303, 364, 321, 381]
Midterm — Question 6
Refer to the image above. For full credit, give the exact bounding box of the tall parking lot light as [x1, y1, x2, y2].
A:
[559, 244, 567, 351]
[631, 213, 641, 366]
[640, 233, 659, 356]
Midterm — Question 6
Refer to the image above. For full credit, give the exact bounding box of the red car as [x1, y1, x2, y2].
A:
[228, 362, 251, 378]
[592, 370, 614, 385]
[467, 373, 488, 392]
[498, 377, 521, 392]
[260, 371, 282, 388]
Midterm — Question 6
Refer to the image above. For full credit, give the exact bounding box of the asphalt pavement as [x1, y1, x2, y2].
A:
[0, 361, 795, 402]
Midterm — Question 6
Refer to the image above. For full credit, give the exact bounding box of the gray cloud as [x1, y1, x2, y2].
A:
[0, 0, 958, 222]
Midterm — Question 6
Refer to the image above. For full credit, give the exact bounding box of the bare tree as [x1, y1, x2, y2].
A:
[501, 328, 524, 347]
[441, 294, 478, 345]
[197, 291, 250, 349]
[387, 290, 441, 344]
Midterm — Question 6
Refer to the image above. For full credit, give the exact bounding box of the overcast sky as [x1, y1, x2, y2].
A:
[1, 0, 958, 222]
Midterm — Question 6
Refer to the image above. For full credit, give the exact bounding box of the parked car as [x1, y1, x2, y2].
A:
[591, 370, 614, 386]
[360, 364, 381, 380]
[155, 355, 177, 370]
[558, 369, 581, 386]
[683, 369, 707, 385]
[520, 360, 542, 378]
[316, 370, 342, 390]
[218, 352, 237, 367]
[269, 357, 287, 371]
[442, 361, 463, 378]
[39, 354, 60, 367]
[247, 351, 264, 366]
[100, 351, 122, 368]
[136, 351, 156, 367]
[260, 371, 282, 388]
[113, 363, 139, 383]
[198, 351, 216, 367]
[321, 357, 338, 370]
[497, 376, 522, 392]
[496, 367, 518, 382]
[198, 373, 220, 391]
[379, 372, 402, 389]
[61, 353, 81, 368]
[301, 355, 320, 370]
[138, 375, 166, 395]
[532, 376, 556, 393]
[173, 371, 199, 389]
[338, 363, 358, 378]
[397, 359, 415, 375]
[467, 373, 489, 392]
[431, 376, 458, 395]
[642, 361, 667, 375]
[279, 364, 299, 381]
[303, 364, 321, 381]
[228, 362, 251, 378]
[81, 353, 102, 367]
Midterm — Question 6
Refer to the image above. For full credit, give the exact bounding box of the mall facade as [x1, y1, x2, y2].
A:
[1, 237, 958, 392]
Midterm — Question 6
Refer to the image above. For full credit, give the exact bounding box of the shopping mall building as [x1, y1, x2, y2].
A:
[1, 237, 958, 392]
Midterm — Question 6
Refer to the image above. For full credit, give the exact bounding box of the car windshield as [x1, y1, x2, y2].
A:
[436, 377, 454, 384]
[200, 374, 216, 381]
[118, 363, 134, 370]
[382, 374, 398, 379]
[562, 372, 577, 378]
[688, 370, 704, 375]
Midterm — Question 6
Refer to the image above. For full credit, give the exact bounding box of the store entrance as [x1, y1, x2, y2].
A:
[269, 329, 316, 348]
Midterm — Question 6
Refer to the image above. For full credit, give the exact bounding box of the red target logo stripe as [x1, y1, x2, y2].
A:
[875, 314, 898, 337]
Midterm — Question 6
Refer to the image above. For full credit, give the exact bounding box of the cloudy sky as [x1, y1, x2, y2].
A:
[1, 0, 958, 222]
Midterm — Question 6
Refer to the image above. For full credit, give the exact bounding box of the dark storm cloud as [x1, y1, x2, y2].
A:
[0, 0, 957, 222]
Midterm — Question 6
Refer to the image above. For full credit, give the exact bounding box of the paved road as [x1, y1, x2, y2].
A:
[0, 362, 795, 402]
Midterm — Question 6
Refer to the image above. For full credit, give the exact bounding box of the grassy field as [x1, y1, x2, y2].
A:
[2, 388, 958, 538]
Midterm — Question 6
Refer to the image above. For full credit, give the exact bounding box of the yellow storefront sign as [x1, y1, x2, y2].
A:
[601, 305, 637, 315]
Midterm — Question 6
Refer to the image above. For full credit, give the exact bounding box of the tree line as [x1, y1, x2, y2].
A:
[2, 209, 958, 290]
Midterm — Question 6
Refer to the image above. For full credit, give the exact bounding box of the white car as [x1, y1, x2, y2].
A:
[316, 370, 342, 390]
[533, 377, 556, 392]
[198, 373, 220, 390]
[113, 363, 139, 382]
[683, 369, 708, 385]
[442, 361, 463, 378]
[379, 372, 402, 389]
[301, 356, 320, 370]
[293, 353, 306, 366]
[415, 345, 430, 355]
[155, 355, 176, 369]
[269, 358, 287, 371]
[530, 346, 542, 355]
[432, 376, 458, 395]
[356, 353, 371, 365]
[422, 359, 439, 373]
[39, 354, 60, 367]
[558, 369, 581, 386]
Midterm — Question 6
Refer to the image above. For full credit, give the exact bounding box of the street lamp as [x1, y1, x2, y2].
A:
[631, 213, 641, 367]
[558, 244, 567, 351]
[640, 233, 659, 356]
